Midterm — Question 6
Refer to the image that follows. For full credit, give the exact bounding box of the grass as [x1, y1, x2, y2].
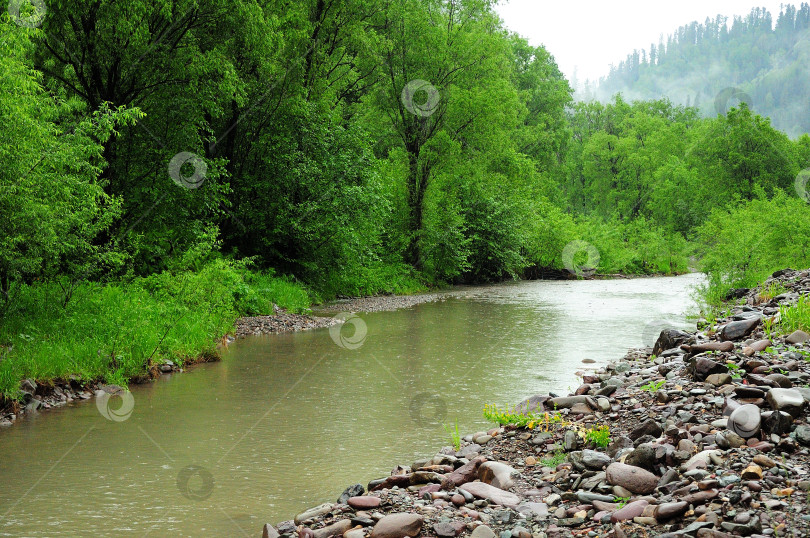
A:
[0, 260, 313, 400]
[540, 450, 566, 468]
[443, 419, 461, 451]
[781, 296, 810, 334]
[758, 281, 789, 301]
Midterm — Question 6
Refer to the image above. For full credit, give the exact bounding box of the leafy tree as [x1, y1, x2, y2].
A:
[0, 19, 140, 307]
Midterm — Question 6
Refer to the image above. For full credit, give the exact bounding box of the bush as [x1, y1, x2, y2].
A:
[696, 190, 810, 302]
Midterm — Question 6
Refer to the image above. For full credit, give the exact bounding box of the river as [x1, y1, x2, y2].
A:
[0, 274, 704, 536]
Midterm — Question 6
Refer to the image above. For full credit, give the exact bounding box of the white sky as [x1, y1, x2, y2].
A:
[495, 0, 788, 85]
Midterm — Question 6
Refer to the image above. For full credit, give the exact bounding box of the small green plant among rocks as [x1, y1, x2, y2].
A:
[614, 496, 630, 508]
[443, 419, 461, 451]
[483, 404, 565, 432]
[584, 424, 611, 448]
[540, 450, 566, 468]
[640, 379, 665, 392]
[727, 362, 743, 380]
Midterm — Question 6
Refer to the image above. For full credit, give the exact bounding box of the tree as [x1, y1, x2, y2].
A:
[0, 19, 140, 305]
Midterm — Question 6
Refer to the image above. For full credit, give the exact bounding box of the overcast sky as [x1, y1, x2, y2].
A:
[495, 1, 787, 85]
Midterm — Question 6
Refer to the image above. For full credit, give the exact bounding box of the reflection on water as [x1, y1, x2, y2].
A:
[0, 274, 703, 536]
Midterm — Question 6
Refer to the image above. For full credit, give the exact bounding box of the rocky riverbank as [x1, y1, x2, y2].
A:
[314, 293, 449, 314]
[236, 311, 340, 337]
[265, 268, 810, 538]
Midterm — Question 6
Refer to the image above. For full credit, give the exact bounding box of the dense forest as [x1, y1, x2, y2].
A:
[3, 0, 810, 397]
[596, 3, 810, 137]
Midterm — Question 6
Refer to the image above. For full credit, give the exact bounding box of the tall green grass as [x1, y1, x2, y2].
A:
[781, 296, 810, 334]
[0, 260, 312, 399]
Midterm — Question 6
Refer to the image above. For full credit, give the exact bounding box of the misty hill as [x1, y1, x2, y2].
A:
[594, 3, 810, 137]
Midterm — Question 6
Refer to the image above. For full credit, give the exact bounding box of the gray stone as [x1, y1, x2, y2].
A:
[596, 397, 611, 412]
[624, 444, 656, 472]
[795, 424, 810, 446]
[767, 388, 805, 417]
[515, 502, 548, 518]
[706, 373, 732, 386]
[576, 491, 614, 503]
[563, 429, 578, 451]
[582, 449, 612, 470]
[630, 419, 662, 441]
[470, 526, 496, 538]
[719, 316, 761, 341]
[653, 329, 691, 356]
[432, 522, 458, 538]
[607, 435, 633, 458]
[728, 404, 761, 438]
[514, 395, 549, 414]
[548, 395, 593, 410]
[683, 450, 723, 472]
[765, 373, 793, 388]
[338, 484, 365, 504]
[295, 503, 334, 525]
[688, 357, 727, 381]
[722, 430, 746, 448]
[19, 378, 36, 396]
[761, 410, 793, 435]
[786, 330, 810, 344]
[263, 524, 280, 538]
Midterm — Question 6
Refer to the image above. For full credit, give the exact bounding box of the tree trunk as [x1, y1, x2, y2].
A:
[405, 150, 429, 269]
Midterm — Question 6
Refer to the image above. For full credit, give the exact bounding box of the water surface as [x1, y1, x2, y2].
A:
[0, 274, 703, 536]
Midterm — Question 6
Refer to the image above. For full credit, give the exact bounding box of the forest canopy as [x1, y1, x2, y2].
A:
[3, 0, 810, 394]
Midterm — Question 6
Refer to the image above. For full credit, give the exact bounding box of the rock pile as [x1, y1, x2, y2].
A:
[266, 269, 810, 538]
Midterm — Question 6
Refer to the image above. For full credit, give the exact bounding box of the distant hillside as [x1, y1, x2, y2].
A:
[594, 3, 810, 137]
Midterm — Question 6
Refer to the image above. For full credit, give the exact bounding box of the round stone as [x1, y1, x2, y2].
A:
[728, 404, 761, 439]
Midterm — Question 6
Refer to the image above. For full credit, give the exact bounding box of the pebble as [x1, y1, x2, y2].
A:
[606, 463, 658, 494]
[470, 526, 495, 538]
[348, 496, 381, 509]
[728, 404, 761, 438]
[370, 513, 423, 538]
